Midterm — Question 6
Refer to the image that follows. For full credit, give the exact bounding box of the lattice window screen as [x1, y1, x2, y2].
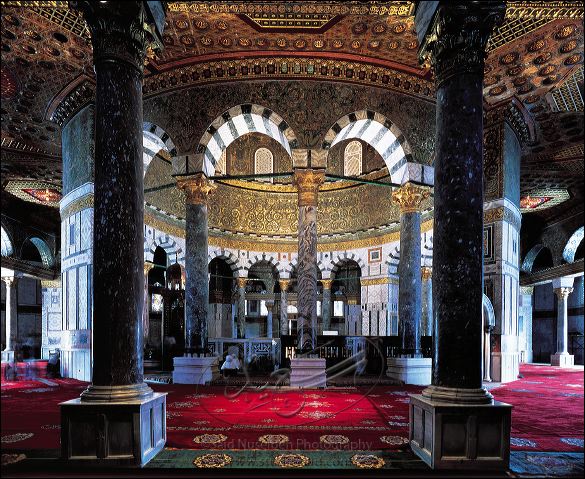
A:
[344, 141, 363, 177]
[254, 148, 273, 182]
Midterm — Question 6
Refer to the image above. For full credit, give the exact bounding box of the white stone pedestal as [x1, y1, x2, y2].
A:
[551, 352, 574, 367]
[1, 350, 14, 363]
[386, 357, 432, 385]
[60, 392, 167, 467]
[172, 356, 219, 384]
[289, 357, 327, 388]
[409, 394, 512, 470]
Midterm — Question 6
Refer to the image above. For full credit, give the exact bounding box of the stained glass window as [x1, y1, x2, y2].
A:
[254, 148, 273, 182]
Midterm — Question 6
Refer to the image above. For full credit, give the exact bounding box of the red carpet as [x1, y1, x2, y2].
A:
[490, 364, 584, 452]
[1, 364, 583, 453]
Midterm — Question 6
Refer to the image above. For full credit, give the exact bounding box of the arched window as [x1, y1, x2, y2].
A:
[254, 148, 273, 183]
[216, 150, 227, 176]
[1, 226, 13, 257]
[344, 141, 362, 176]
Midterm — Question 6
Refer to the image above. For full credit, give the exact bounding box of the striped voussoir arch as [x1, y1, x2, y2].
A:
[143, 122, 177, 176]
[145, 234, 183, 264]
[283, 257, 325, 276]
[208, 249, 241, 275]
[521, 244, 546, 273]
[329, 252, 367, 277]
[244, 253, 281, 273]
[197, 104, 298, 175]
[322, 110, 414, 183]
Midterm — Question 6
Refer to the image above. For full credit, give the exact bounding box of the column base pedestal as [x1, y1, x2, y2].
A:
[60, 392, 167, 467]
[172, 356, 219, 384]
[551, 352, 574, 367]
[491, 352, 520, 383]
[290, 357, 327, 388]
[409, 394, 512, 470]
[386, 357, 432, 385]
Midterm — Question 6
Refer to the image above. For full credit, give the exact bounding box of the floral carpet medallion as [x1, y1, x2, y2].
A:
[1, 433, 34, 443]
[193, 434, 228, 444]
[258, 434, 289, 445]
[193, 453, 232, 468]
[380, 436, 409, 446]
[320, 434, 350, 445]
[351, 454, 386, 469]
[274, 453, 311, 468]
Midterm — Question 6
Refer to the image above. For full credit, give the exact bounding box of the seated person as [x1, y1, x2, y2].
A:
[221, 354, 240, 377]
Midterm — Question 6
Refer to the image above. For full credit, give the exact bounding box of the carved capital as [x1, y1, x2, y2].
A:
[41, 279, 61, 289]
[236, 277, 248, 289]
[278, 279, 290, 291]
[293, 169, 325, 207]
[554, 287, 573, 301]
[418, 2, 506, 86]
[392, 182, 430, 213]
[421, 267, 433, 280]
[320, 279, 334, 289]
[520, 286, 534, 295]
[71, 1, 165, 72]
[144, 262, 154, 276]
[2, 277, 18, 288]
[177, 173, 217, 205]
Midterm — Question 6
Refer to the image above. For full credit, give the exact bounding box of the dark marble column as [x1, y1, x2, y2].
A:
[418, 1, 506, 403]
[278, 279, 289, 336]
[236, 277, 247, 338]
[74, 1, 164, 401]
[321, 279, 333, 333]
[393, 183, 430, 357]
[421, 267, 433, 337]
[177, 174, 216, 355]
[293, 169, 325, 354]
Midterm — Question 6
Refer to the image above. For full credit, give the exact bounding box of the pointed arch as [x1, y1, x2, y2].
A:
[329, 252, 367, 278]
[208, 249, 241, 276]
[563, 226, 584, 264]
[145, 234, 183, 264]
[22, 237, 54, 268]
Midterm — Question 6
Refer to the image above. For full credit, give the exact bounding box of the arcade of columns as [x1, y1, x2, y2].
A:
[51, 0, 542, 470]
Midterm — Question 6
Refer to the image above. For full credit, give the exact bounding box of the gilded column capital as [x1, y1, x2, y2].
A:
[144, 262, 155, 276]
[392, 182, 430, 213]
[41, 279, 61, 289]
[320, 279, 333, 289]
[554, 287, 573, 301]
[236, 277, 248, 288]
[265, 301, 275, 311]
[421, 267, 433, 280]
[278, 279, 290, 291]
[71, 1, 165, 73]
[177, 173, 217, 205]
[293, 169, 325, 207]
[417, 2, 506, 86]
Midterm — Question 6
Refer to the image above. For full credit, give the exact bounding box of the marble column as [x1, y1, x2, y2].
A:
[62, 1, 167, 466]
[2, 276, 18, 353]
[236, 277, 247, 338]
[176, 174, 216, 355]
[421, 267, 433, 336]
[321, 279, 333, 333]
[143, 262, 154, 343]
[74, 1, 159, 402]
[519, 286, 534, 363]
[410, 2, 510, 470]
[293, 168, 324, 354]
[266, 301, 274, 338]
[393, 183, 430, 356]
[551, 277, 575, 367]
[278, 279, 289, 336]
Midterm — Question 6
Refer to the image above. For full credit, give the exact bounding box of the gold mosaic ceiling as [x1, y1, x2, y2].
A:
[0, 1, 583, 223]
